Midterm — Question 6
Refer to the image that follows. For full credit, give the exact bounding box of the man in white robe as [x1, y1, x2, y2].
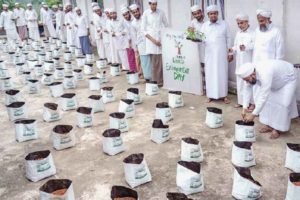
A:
[25, 3, 40, 41]
[107, 9, 129, 69]
[141, 0, 168, 86]
[42, 5, 57, 38]
[55, 4, 65, 42]
[189, 5, 205, 94]
[230, 14, 255, 108]
[103, 8, 112, 64]
[253, 9, 284, 63]
[201, 5, 231, 103]
[0, 4, 20, 49]
[130, 3, 152, 81]
[237, 60, 298, 139]
[14, 3, 28, 41]
[64, 4, 77, 47]
[92, 6, 106, 59]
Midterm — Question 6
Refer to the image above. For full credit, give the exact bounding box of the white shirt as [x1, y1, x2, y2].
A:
[107, 18, 129, 50]
[0, 11, 17, 30]
[141, 8, 168, 54]
[75, 14, 89, 37]
[42, 9, 52, 25]
[25, 9, 38, 28]
[253, 24, 284, 62]
[191, 18, 205, 62]
[132, 17, 147, 55]
[14, 8, 27, 26]
[93, 13, 106, 40]
[56, 10, 64, 28]
[65, 11, 75, 29]
[243, 60, 296, 115]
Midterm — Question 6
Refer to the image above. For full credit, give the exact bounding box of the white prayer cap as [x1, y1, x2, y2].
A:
[121, 7, 129, 14]
[27, 3, 32, 7]
[74, 7, 80, 11]
[52, 5, 58, 9]
[91, 2, 98, 7]
[191, 5, 201, 13]
[256, 8, 272, 18]
[15, 2, 20, 5]
[2, 4, 8, 8]
[59, 4, 63, 7]
[93, 6, 101, 11]
[41, 2, 46, 5]
[129, 4, 139, 11]
[104, 8, 109, 12]
[206, 4, 218, 13]
[65, 2, 72, 7]
[148, 0, 157, 3]
[110, 8, 116, 13]
[236, 13, 249, 21]
[236, 63, 255, 78]
[44, 4, 49, 8]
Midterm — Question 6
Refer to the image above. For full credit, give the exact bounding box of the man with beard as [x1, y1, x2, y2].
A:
[200, 5, 232, 104]
[130, 3, 152, 82]
[25, 3, 40, 41]
[121, 6, 137, 72]
[237, 60, 298, 139]
[189, 4, 205, 94]
[0, 4, 20, 49]
[253, 9, 284, 63]
[230, 14, 255, 109]
[14, 3, 28, 41]
[93, 6, 106, 60]
[142, 0, 168, 87]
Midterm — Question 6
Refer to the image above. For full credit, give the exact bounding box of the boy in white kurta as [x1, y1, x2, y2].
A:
[201, 5, 231, 103]
[65, 4, 76, 47]
[25, 4, 40, 41]
[231, 14, 255, 107]
[237, 60, 298, 139]
[93, 6, 106, 59]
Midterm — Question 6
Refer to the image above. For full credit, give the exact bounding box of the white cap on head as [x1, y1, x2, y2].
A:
[191, 5, 201, 13]
[236, 13, 249, 21]
[65, 2, 72, 7]
[104, 8, 109, 12]
[2, 4, 8, 8]
[52, 5, 58, 9]
[91, 2, 98, 7]
[121, 7, 129, 14]
[44, 4, 48, 8]
[110, 8, 116, 13]
[129, 4, 139, 11]
[74, 7, 80, 12]
[206, 4, 218, 13]
[236, 63, 255, 78]
[15, 2, 19, 5]
[59, 4, 63, 7]
[27, 3, 32, 7]
[41, 2, 46, 5]
[93, 6, 101, 11]
[256, 8, 272, 18]
[148, 0, 157, 3]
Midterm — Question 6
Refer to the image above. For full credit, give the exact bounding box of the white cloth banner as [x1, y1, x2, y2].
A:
[162, 29, 203, 95]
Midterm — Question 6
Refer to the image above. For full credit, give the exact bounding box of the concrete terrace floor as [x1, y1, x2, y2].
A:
[0, 53, 300, 200]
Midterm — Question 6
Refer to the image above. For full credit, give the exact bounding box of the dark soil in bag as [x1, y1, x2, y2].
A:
[236, 120, 254, 126]
[111, 63, 120, 67]
[6, 89, 20, 95]
[102, 86, 113, 91]
[234, 166, 261, 186]
[44, 103, 58, 110]
[89, 77, 99, 80]
[178, 161, 201, 174]
[127, 71, 136, 75]
[28, 79, 38, 83]
[166, 192, 192, 200]
[123, 153, 144, 164]
[16, 63, 25, 66]
[156, 102, 170, 108]
[34, 64, 42, 68]
[61, 93, 76, 98]
[233, 141, 253, 150]
[77, 107, 92, 114]
[103, 129, 121, 137]
[44, 73, 53, 77]
[182, 137, 199, 145]
[85, 63, 93, 67]
[15, 119, 36, 124]
[121, 99, 134, 105]
[40, 179, 72, 195]
[147, 80, 157, 84]
[127, 88, 139, 94]
[25, 150, 50, 160]
[65, 61, 72, 64]
[56, 68, 64, 71]
[23, 71, 31, 75]
[45, 61, 54, 63]
[152, 119, 169, 128]
[169, 91, 182, 95]
[89, 95, 102, 100]
[65, 76, 73, 78]
[287, 143, 300, 152]
[73, 69, 82, 73]
[48, 82, 62, 86]
[290, 173, 300, 186]
[53, 125, 73, 134]
[110, 112, 125, 119]
[111, 185, 138, 199]
[7, 102, 25, 108]
[207, 107, 222, 114]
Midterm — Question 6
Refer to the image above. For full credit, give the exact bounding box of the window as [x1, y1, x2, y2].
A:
[128, 0, 144, 13]
[191, 0, 225, 20]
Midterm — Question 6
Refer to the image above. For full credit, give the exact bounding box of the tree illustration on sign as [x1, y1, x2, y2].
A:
[174, 39, 183, 55]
